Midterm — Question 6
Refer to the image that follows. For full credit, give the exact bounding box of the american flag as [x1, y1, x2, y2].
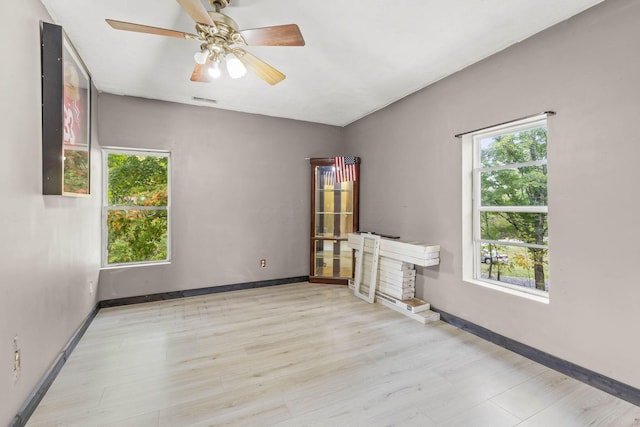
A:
[334, 156, 358, 182]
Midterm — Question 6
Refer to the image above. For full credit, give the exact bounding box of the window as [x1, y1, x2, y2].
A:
[102, 149, 170, 267]
[462, 114, 549, 299]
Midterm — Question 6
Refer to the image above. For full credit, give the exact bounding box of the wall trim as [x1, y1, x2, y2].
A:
[10, 304, 99, 427]
[432, 307, 640, 407]
[98, 276, 309, 308]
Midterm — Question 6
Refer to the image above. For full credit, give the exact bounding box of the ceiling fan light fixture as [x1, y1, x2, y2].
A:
[106, 0, 304, 85]
[194, 48, 210, 65]
[226, 53, 246, 79]
[208, 60, 222, 79]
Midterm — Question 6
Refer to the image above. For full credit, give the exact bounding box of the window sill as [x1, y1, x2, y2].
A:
[100, 261, 171, 271]
[463, 278, 549, 304]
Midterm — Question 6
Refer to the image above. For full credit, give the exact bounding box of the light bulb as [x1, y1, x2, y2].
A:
[226, 53, 247, 79]
[194, 49, 209, 65]
[208, 61, 222, 79]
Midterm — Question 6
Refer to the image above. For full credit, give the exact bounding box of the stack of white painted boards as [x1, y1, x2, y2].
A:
[359, 255, 416, 300]
[347, 232, 441, 323]
[348, 233, 440, 269]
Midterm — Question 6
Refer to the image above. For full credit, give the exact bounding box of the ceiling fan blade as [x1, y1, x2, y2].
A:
[236, 49, 285, 85]
[190, 61, 211, 82]
[239, 24, 305, 46]
[106, 19, 198, 39]
[176, 0, 215, 26]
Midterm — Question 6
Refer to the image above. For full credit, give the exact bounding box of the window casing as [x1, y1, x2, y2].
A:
[462, 115, 549, 301]
[101, 148, 171, 267]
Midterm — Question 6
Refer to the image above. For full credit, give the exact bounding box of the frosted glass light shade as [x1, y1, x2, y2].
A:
[209, 61, 222, 79]
[226, 54, 246, 79]
[194, 50, 209, 65]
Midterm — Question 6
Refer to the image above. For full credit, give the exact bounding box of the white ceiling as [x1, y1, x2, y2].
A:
[41, 0, 604, 126]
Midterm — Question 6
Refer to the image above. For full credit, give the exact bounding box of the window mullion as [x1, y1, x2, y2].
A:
[478, 159, 547, 173]
[479, 206, 548, 213]
[106, 205, 168, 211]
[479, 239, 548, 250]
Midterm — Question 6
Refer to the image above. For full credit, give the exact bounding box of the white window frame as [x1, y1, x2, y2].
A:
[462, 114, 549, 303]
[101, 147, 171, 268]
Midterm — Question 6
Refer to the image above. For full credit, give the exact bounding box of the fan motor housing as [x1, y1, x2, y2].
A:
[208, 11, 239, 31]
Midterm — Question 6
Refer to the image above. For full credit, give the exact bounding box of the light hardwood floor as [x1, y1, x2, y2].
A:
[27, 282, 640, 426]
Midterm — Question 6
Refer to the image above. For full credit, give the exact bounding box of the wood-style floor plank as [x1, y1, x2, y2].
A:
[27, 283, 640, 426]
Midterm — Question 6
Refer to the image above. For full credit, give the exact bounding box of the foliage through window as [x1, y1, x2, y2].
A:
[470, 116, 549, 295]
[102, 149, 170, 266]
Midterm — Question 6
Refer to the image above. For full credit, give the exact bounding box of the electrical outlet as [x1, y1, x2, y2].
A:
[260, 259, 266, 268]
[88, 280, 94, 296]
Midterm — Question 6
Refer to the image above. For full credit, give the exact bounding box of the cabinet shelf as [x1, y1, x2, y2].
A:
[315, 212, 354, 215]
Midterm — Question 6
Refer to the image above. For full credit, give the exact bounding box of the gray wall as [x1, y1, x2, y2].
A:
[345, 0, 640, 389]
[0, 0, 102, 424]
[97, 94, 344, 300]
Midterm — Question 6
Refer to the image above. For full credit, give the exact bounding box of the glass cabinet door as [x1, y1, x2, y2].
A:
[310, 158, 359, 284]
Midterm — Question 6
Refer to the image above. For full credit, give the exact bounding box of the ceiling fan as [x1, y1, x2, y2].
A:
[106, 0, 305, 85]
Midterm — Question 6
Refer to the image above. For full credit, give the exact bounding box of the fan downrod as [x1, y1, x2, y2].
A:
[209, 0, 230, 11]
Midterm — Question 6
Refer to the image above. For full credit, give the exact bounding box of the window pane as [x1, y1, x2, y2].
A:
[479, 244, 549, 291]
[480, 165, 547, 206]
[480, 212, 548, 245]
[107, 153, 168, 206]
[480, 126, 547, 168]
[470, 118, 549, 294]
[107, 209, 167, 264]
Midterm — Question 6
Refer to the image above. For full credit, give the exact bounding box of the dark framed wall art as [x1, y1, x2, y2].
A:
[41, 21, 91, 196]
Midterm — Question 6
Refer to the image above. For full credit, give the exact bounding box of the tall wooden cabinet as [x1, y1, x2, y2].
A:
[309, 158, 360, 284]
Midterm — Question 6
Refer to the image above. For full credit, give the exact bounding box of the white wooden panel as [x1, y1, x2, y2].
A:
[374, 293, 431, 313]
[376, 288, 415, 300]
[375, 297, 441, 324]
[361, 264, 416, 281]
[353, 234, 380, 304]
[360, 254, 415, 271]
[349, 233, 440, 266]
[348, 233, 440, 256]
[363, 275, 415, 289]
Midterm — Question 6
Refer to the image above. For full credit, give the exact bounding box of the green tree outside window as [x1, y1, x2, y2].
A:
[104, 151, 170, 265]
[476, 125, 549, 291]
